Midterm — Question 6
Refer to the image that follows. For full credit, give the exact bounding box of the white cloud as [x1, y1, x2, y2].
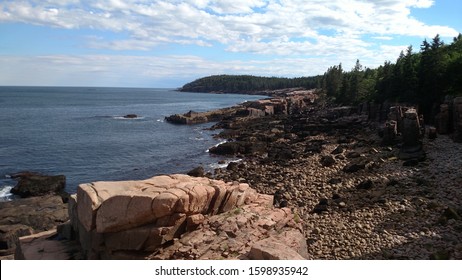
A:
[207, 0, 267, 14]
[0, 0, 459, 86]
[1, 0, 457, 48]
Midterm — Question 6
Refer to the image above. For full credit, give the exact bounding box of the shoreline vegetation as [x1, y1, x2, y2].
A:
[2, 34, 462, 260]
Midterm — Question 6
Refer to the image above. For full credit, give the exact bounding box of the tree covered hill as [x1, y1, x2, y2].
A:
[179, 74, 322, 94]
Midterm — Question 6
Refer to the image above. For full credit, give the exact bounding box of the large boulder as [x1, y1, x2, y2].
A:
[208, 142, 245, 155]
[436, 104, 450, 134]
[401, 108, 421, 149]
[10, 172, 66, 198]
[72, 174, 259, 258]
[187, 166, 205, 177]
[15, 174, 307, 260]
[399, 108, 425, 161]
[382, 120, 397, 145]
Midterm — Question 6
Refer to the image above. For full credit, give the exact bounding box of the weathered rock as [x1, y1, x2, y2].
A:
[70, 175, 261, 258]
[305, 141, 324, 154]
[104, 213, 187, 251]
[401, 108, 422, 149]
[356, 180, 374, 190]
[328, 178, 342, 185]
[186, 214, 205, 231]
[331, 145, 345, 155]
[150, 196, 304, 260]
[165, 107, 243, 125]
[226, 161, 240, 171]
[346, 151, 361, 159]
[436, 104, 450, 134]
[428, 126, 437, 140]
[443, 207, 461, 220]
[453, 97, 462, 143]
[0, 224, 33, 255]
[343, 161, 366, 173]
[0, 195, 68, 255]
[313, 204, 328, 214]
[209, 142, 245, 155]
[273, 189, 286, 208]
[399, 108, 426, 161]
[187, 166, 205, 177]
[22, 171, 303, 260]
[166, 91, 318, 126]
[320, 155, 336, 167]
[249, 232, 307, 260]
[10, 173, 66, 198]
[382, 120, 397, 145]
[15, 229, 81, 260]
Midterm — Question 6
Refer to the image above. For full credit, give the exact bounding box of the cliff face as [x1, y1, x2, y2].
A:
[15, 175, 307, 260]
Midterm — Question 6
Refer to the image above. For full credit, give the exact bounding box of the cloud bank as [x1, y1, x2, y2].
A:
[0, 0, 459, 86]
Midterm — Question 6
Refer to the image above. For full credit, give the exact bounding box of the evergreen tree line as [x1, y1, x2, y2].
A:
[321, 34, 462, 117]
[180, 74, 322, 93]
[180, 34, 462, 118]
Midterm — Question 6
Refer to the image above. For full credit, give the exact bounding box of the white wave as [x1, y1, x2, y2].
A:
[209, 159, 242, 169]
[156, 119, 164, 122]
[205, 140, 228, 153]
[0, 185, 14, 201]
[112, 116, 146, 120]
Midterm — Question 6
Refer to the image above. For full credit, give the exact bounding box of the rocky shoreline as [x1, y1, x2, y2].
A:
[2, 90, 461, 260]
[204, 93, 462, 260]
[165, 88, 317, 125]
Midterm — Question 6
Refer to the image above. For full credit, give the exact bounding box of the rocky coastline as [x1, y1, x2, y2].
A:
[170, 91, 462, 260]
[2, 90, 462, 260]
[165, 88, 317, 125]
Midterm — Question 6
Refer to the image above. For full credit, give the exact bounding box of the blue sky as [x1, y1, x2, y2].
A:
[0, 0, 461, 88]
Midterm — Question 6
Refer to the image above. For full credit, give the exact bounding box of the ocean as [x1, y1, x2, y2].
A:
[0, 86, 265, 201]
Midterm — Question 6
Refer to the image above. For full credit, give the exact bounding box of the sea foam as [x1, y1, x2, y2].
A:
[0, 185, 14, 201]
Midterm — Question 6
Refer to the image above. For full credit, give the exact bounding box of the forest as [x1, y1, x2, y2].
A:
[179, 74, 322, 93]
[321, 34, 462, 117]
[181, 34, 462, 117]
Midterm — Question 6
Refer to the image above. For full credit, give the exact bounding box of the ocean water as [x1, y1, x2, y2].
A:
[0, 86, 265, 200]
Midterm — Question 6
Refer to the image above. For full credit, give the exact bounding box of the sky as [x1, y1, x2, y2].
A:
[0, 0, 461, 88]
